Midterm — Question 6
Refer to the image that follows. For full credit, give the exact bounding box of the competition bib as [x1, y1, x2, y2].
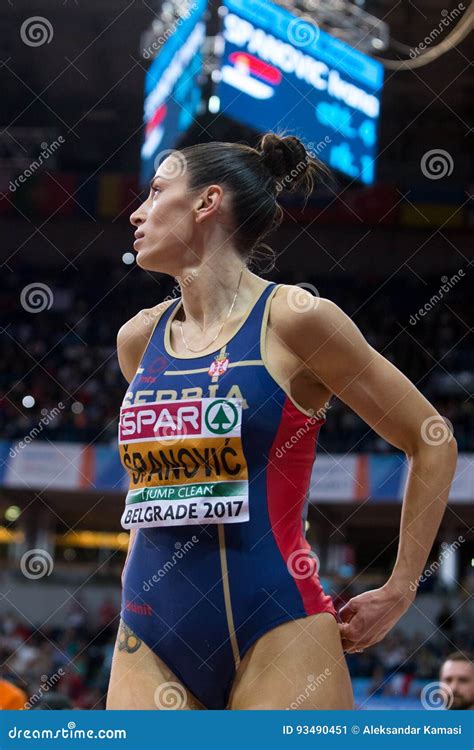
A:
[118, 397, 249, 529]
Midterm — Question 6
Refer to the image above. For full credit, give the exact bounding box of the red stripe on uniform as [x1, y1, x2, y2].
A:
[266, 397, 336, 617]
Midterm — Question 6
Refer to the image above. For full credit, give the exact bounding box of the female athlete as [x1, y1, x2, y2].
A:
[106, 133, 458, 710]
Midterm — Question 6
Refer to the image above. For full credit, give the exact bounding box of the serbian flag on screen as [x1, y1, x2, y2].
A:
[221, 52, 282, 100]
[142, 103, 167, 159]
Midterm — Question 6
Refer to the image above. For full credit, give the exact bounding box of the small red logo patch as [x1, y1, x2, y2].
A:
[208, 352, 229, 377]
[124, 600, 152, 616]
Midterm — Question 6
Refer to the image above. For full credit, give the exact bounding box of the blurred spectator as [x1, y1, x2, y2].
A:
[437, 602, 457, 637]
[32, 692, 74, 709]
[0, 678, 28, 709]
[439, 652, 474, 710]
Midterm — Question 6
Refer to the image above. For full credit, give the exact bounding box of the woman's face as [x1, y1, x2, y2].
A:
[129, 155, 199, 273]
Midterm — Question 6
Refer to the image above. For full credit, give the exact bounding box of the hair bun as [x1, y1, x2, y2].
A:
[258, 132, 310, 190]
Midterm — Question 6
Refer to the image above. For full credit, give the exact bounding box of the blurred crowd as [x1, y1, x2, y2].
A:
[0, 601, 118, 710]
[0, 593, 471, 709]
[347, 618, 474, 700]
[1, 264, 472, 451]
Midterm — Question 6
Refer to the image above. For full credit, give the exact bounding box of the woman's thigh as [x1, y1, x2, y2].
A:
[228, 612, 353, 710]
[106, 619, 205, 710]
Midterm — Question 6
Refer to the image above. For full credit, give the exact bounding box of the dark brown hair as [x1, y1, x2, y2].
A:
[180, 132, 331, 270]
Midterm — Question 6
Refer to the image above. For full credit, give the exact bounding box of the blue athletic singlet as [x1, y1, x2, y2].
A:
[118, 282, 336, 709]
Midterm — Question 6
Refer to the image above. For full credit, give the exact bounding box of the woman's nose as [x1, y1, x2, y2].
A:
[130, 207, 144, 227]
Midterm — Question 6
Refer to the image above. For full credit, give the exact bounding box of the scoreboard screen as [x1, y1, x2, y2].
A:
[216, 0, 384, 184]
[140, 0, 207, 187]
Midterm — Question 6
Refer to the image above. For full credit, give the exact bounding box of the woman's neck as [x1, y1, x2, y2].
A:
[175, 264, 264, 330]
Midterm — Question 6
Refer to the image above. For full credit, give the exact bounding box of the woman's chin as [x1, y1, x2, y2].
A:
[135, 249, 152, 269]
[135, 249, 167, 273]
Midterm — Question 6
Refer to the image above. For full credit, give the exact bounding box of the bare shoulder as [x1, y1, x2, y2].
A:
[117, 298, 176, 383]
[269, 283, 375, 381]
[269, 284, 352, 353]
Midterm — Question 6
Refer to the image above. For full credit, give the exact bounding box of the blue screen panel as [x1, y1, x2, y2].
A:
[140, 0, 208, 188]
[216, 0, 384, 184]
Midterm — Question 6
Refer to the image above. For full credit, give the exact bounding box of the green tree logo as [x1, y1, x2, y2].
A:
[204, 400, 239, 434]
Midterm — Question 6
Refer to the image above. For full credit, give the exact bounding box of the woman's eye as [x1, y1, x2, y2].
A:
[151, 185, 161, 196]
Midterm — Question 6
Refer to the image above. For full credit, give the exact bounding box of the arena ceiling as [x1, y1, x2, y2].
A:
[1, 0, 472, 181]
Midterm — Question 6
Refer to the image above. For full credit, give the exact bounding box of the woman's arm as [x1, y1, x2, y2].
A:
[273, 289, 458, 652]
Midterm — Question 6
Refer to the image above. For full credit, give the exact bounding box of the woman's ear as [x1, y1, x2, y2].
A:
[195, 187, 223, 222]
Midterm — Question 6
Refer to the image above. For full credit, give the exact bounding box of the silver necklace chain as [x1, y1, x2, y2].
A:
[178, 267, 245, 353]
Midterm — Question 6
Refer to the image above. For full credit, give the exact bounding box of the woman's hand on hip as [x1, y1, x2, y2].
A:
[337, 583, 415, 654]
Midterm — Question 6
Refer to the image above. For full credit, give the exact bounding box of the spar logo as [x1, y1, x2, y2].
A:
[119, 398, 241, 442]
[204, 399, 239, 435]
[221, 51, 282, 100]
[119, 400, 201, 443]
